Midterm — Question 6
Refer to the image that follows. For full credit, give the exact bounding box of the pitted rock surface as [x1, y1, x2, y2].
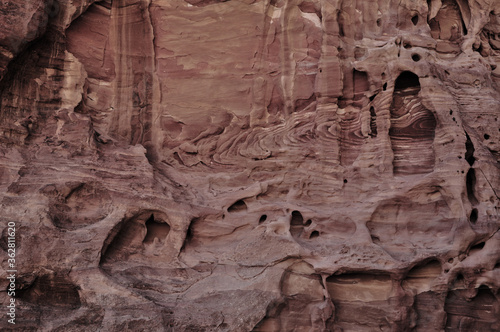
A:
[1, 0, 499, 331]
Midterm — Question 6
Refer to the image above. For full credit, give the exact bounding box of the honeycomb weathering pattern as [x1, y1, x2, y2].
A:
[0, 0, 499, 330]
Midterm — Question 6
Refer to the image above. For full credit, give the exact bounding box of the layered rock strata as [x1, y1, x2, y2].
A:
[0, 0, 499, 331]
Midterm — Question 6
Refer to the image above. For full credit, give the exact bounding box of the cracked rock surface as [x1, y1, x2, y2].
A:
[1, 0, 500, 331]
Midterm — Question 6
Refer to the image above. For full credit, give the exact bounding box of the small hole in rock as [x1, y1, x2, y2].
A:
[412, 54, 421, 62]
[259, 215, 267, 223]
[304, 219, 312, 226]
[343, 179, 348, 183]
[450, 110, 453, 115]
[411, 15, 418, 26]
[290, 210, 303, 225]
[444, 269, 449, 273]
[338, 97, 348, 108]
[448, 258, 453, 263]
[376, 18, 381, 27]
[470, 242, 485, 251]
[465, 134, 476, 165]
[495, 262, 500, 269]
[467, 169, 478, 205]
[404, 43, 412, 49]
[228, 200, 247, 212]
[469, 208, 478, 224]
[310, 231, 319, 239]
[383, 83, 387, 91]
[484, 134, 490, 140]
[394, 71, 420, 90]
[369, 106, 377, 137]
[338, 12, 344, 37]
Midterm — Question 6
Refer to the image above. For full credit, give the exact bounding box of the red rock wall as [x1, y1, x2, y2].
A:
[0, 0, 499, 331]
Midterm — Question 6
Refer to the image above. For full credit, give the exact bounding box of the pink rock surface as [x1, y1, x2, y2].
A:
[0, 0, 499, 331]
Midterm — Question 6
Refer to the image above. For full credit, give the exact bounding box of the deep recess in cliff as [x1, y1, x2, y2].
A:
[0, 0, 499, 331]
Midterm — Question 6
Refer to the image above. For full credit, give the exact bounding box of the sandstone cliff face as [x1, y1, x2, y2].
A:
[0, 0, 499, 331]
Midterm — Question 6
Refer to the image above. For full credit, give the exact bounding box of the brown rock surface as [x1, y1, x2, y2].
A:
[0, 0, 499, 331]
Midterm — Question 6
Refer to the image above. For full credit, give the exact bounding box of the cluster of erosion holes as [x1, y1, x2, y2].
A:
[389, 71, 436, 175]
[289, 211, 317, 239]
[226, 201, 319, 239]
[100, 212, 170, 264]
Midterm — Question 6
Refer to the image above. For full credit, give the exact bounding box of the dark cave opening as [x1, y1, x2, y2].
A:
[143, 214, 170, 244]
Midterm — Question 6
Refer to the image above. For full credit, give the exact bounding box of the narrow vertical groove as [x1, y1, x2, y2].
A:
[110, 0, 133, 140]
[280, 0, 298, 117]
[145, 0, 161, 162]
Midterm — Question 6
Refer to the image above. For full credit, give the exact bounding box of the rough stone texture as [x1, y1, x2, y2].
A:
[0, 0, 499, 331]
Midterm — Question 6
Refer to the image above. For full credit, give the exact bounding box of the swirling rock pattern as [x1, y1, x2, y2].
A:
[0, 0, 500, 331]
[389, 72, 437, 175]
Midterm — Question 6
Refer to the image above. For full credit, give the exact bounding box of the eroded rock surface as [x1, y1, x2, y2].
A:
[0, 0, 499, 331]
